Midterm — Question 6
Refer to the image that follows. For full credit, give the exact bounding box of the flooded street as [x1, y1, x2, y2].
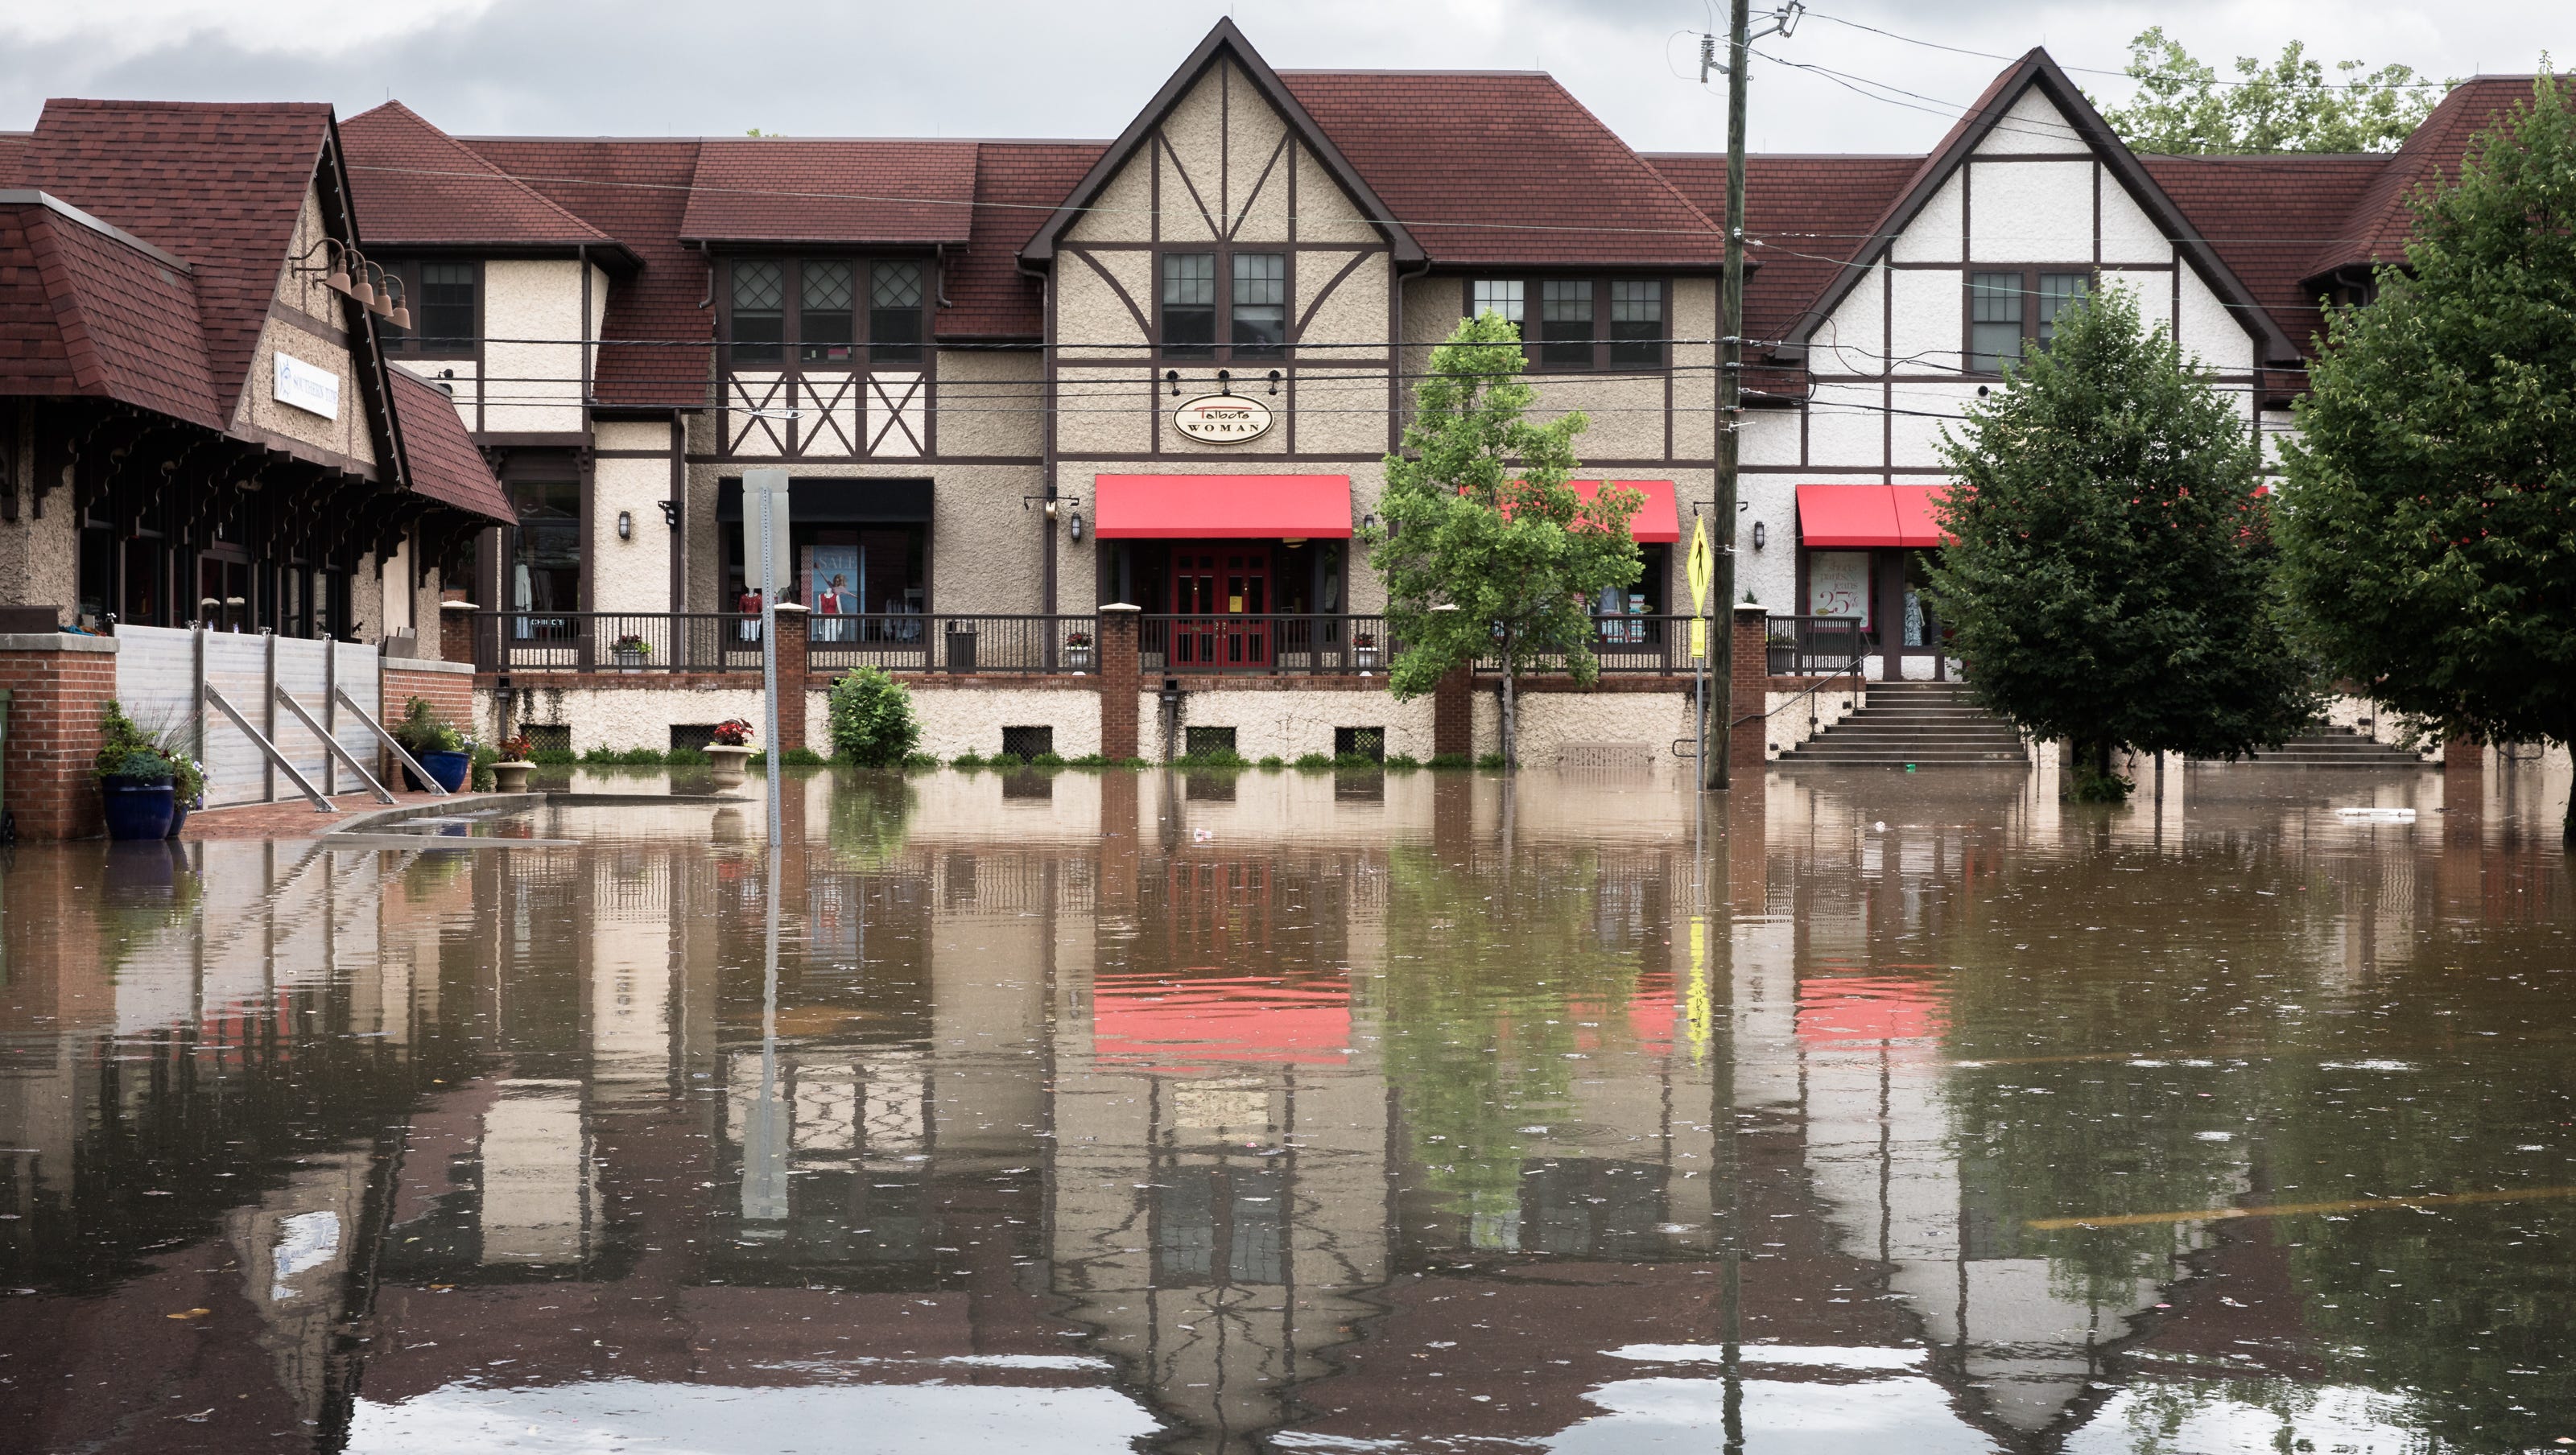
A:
[2, 763, 2571, 1453]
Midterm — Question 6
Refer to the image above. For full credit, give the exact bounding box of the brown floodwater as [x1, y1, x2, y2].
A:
[1, 760, 2571, 1454]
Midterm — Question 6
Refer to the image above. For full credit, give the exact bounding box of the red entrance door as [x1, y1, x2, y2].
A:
[1169, 546, 1270, 667]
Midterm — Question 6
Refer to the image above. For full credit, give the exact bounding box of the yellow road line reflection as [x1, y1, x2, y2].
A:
[2029, 1185, 2576, 1231]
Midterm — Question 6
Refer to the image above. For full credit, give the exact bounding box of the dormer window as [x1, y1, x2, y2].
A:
[725, 258, 930, 372]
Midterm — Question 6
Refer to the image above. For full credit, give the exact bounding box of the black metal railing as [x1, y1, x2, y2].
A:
[807, 614, 1098, 674]
[1141, 614, 1390, 675]
[1469, 614, 1697, 674]
[1766, 614, 1872, 677]
[473, 611, 1100, 675]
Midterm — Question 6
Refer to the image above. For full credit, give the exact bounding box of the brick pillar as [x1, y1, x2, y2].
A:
[1097, 604, 1141, 762]
[0, 634, 119, 840]
[1432, 666, 1472, 760]
[2445, 732, 2483, 774]
[1729, 605, 1768, 777]
[1099, 766, 1138, 909]
[438, 600, 478, 666]
[772, 604, 810, 754]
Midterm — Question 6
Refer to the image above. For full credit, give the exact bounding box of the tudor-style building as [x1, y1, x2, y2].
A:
[246, 19, 2531, 756]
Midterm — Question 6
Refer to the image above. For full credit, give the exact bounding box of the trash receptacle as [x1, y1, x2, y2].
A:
[945, 624, 978, 674]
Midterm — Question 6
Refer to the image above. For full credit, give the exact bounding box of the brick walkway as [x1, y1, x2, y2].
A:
[182, 789, 521, 839]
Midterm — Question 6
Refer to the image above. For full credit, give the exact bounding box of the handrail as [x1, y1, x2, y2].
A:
[201, 682, 332, 812]
[335, 686, 450, 797]
[274, 686, 394, 804]
[1762, 614, 1872, 745]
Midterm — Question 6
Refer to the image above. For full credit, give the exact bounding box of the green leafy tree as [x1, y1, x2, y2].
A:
[2277, 76, 2576, 845]
[2099, 27, 2447, 154]
[1928, 284, 2319, 798]
[1361, 312, 1640, 767]
[824, 666, 921, 767]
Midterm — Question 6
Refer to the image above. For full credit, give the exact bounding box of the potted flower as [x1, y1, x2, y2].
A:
[96, 746, 176, 841]
[705, 718, 755, 790]
[93, 701, 177, 840]
[1352, 630, 1378, 671]
[394, 697, 473, 793]
[1063, 629, 1093, 673]
[162, 751, 205, 839]
[492, 731, 536, 793]
[612, 633, 653, 672]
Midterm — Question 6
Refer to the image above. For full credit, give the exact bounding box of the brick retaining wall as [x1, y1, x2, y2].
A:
[0, 633, 117, 840]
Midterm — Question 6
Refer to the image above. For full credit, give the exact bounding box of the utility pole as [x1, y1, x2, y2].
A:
[1701, 0, 1798, 793]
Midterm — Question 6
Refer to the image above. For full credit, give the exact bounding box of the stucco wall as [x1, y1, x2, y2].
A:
[880, 686, 1105, 760]
[491, 679, 769, 755]
[239, 188, 375, 468]
[1152, 686, 1436, 762]
[592, 418, 676, 614]
[481, 258, 592, 435]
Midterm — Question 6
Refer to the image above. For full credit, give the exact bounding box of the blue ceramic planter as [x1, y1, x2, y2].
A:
[101, 778, 175, 841]
[419, 750, 472, 793]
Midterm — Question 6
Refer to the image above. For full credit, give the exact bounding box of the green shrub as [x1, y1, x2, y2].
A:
[826, 666, 921, 767]
[1293, 752, 1332, 769]
[1067, 752, 1113, 768]
[1333, 752, 1383, 769]
[1426, 752, 1473, 769]
[393, 697, 464, 755]
[1476, 752, 1508, 771]
[583, 746, 668, 766]
[469, 743, 498, 792]
[952, 752, 988, 769]
[102, 746, 173, 784]
[1257, 755, 1286, 769]
[529, 747, 580, 765]
[988, 751, 1026, 769]
[666, 745, 710, 767]
[901, 752, 942, 770]
[1030, 751, 1067, 768]
[1384, 753, 1422, 770]
[747, 747, 828, 767]
[1174, 748, 1249, 769]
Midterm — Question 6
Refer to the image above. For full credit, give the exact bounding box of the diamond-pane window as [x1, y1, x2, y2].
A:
[732, 260, 785, 365]
[871, 262, 923, 366]
[801, 261, 854, 363]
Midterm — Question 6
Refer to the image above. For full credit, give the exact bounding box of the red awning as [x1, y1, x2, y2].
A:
[1797, 484, 1952, 548]
[1889, 484, 1952, 547]
[1571, 479, 1681, 543]
[1093, 474, 1352, 538]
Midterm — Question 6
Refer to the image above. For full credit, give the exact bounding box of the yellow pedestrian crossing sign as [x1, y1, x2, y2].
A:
[1686, 516, 1712, 659]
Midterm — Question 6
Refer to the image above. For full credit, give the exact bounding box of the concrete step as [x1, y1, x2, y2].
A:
[1780, 752, 2031, 765]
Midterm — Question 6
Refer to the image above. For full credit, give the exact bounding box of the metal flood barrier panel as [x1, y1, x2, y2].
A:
[116, 626, 382, 809]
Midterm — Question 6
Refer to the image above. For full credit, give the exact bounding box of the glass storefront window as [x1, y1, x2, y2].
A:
[509, 480, 581, 637]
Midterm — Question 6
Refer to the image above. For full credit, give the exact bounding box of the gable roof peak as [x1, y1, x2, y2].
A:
[1018, 18, 1422, 265]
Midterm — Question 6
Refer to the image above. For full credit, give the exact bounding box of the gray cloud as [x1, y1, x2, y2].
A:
[0, 0, 2562, 156]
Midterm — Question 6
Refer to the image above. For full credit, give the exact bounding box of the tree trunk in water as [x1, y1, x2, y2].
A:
[1501, 666, 1519, 769]
[2093, 736, 2113, 784]
[2564, 748, 2574, 849]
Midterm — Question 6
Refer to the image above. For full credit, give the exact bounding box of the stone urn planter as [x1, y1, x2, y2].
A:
[491, 760, 535, 793]
[704, 744, 753, 791]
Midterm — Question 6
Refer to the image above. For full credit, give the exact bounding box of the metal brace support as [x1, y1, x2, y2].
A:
[334, 686, 449, 797]
[202, 682, 332, 812]
[274, 686, 394, 804]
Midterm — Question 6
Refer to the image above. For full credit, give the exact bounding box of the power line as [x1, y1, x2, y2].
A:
[1802, 10, 2460, 90]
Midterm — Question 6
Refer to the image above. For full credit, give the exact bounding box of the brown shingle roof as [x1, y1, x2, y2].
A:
[341, 101, 614, 249]
[1281, 71, 1723, 267]
[944, 140, 1104, 339]
[679, 139, 976, 245]
[19, 99, 336, 425]
[2301, 76, 2539, 284]
[2141, 153, 2392, 360]
[0, 194, 221, 426]
[387, 365, 511, 520]
[464, 136, 711, 409]
[1645, 154, 1920, 360]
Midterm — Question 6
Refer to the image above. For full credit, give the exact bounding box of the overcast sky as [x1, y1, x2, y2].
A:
[1, 0, 2564, 155]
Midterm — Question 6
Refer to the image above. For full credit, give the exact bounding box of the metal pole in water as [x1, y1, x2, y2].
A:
[750, 468, 786, 850]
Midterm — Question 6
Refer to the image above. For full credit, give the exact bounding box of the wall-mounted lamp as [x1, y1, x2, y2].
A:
[1044, 498, 1060, 520]
[1266, 369, 1282, 396]
[657, 499, 679, 529]
[1751, 520, 1766, 551]
[617, 509, 633, 541]
[1069, 509, 1085, 543]
[1216, 369, 1232, 392]
[1361, 513, 1377, 532]
[1166, 369, 1183, 398]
